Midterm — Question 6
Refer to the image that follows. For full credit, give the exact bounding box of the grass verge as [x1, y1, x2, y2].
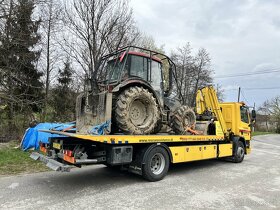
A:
[252, 131, 275, 136]
[0, 141, 49, 176]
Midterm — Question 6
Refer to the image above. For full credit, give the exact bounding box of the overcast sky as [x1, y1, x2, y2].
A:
[130, 0, 280, 107]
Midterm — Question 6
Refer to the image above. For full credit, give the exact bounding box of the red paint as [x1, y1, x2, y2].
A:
[63, 154, 75, 164]
[128, 51, 162, 63]
[239, 129, 250, 133]
[63, 149, 73, 157]
[119, 51, 126, 62]
[40, 146, 47, 153]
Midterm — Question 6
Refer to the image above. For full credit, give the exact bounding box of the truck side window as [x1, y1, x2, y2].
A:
[240, 106, 249, 123]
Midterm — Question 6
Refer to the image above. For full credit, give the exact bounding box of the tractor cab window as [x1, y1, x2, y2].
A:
[106, 56, 127, 82]
[151, 60, 163, 103]
[240, 106, 249, 123]
[129, 55, 148, 80]
[151, 60, 162, 88]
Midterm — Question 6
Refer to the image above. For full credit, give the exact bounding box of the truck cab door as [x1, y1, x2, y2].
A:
[239, 105, 251, 140]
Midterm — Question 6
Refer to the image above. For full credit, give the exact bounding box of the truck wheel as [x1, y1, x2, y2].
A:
[170, 106, 196, 134]
[142, 146, 170, 182]
[233, 141, 245, 163]
[115, 86, 160, 134]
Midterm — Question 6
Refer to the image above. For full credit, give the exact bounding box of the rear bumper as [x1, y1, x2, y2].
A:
[30, 152, 72, 172]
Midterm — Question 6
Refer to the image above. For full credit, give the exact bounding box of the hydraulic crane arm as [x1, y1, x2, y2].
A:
[196, 86, 229, 137]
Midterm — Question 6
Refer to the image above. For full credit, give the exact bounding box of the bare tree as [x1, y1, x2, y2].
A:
[171, 44, 213, 106]
[171, 43, 194, 105]
[215, 83, 225, 102]
[135, 33, 165, 52]
[62, 0, 139, 92]
[258, 100, 272, 132]
[261, 96, 280, 133]
[190, 48, 213, 106]
[0, 0, 10, 19]
[37, 0, 63, 120]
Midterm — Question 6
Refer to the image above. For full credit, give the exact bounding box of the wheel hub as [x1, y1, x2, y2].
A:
[129, 100, 146, 126]
[237, 147, 244, 158]
[150, 153, 165, 175]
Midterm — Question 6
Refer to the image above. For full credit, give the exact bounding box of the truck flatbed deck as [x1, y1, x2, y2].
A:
[41, 130, 225, 144]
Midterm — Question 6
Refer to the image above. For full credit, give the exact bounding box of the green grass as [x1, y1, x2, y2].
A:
[252, 131, 275, 136]
[0, 141, 49, 176]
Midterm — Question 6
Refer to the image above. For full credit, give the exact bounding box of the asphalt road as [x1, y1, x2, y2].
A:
[0, 134, 280, 210]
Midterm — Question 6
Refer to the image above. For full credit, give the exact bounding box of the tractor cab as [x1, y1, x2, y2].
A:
[100, 47, 175, 100]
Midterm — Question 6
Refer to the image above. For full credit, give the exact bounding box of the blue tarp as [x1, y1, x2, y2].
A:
[21, 122, 76, 151]
[90, 120, 111, 135]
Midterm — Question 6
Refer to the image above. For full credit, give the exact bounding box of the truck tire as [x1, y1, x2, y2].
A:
[142, 146, 170, 182]
[170, 106, 196, 134]
[233, 141, 245, 163]
[115, 86, 160, 134]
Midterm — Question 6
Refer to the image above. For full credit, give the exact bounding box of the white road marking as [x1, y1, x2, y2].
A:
[7, 183, 19, 189]
[254, 141, 280, 148]
[253, 149, 280, 156]
[247, 195, 276, 208]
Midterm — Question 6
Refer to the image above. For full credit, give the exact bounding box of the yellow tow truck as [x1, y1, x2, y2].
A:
[31, 86, 255, 181]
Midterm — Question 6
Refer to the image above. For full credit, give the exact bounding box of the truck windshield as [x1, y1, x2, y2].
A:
[240, 106, 249, 123]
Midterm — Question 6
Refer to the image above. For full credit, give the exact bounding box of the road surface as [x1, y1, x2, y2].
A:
[0, 134, 280, 209]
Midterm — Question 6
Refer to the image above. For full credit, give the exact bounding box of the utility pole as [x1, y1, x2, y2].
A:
[238, 87, 241, 102]
[252, 102, 256, 132]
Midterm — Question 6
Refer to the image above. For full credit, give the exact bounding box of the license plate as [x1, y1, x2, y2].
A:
[53, 142, 61, 150]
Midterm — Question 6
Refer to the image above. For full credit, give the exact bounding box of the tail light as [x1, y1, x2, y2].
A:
[63, 149, 73, 157]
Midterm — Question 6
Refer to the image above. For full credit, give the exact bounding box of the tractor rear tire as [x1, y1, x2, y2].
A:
[170, 105, 196, 134]
[114, 86, 160, 134]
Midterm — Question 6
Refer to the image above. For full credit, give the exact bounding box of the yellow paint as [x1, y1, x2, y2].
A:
[170, 145, 217, 163]
[246, 147, 251, 154]
[218, 144, 232, 157]
[41, 130, 225, 144]
[220, 102, 251, 141]
[215, 122, 224, 136]
[73, 134, 225, 144]
[52, 142, 61, 150]
[202, 145, 217, 159]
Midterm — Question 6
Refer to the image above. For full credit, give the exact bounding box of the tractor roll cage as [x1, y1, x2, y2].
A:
[100, 46, 178, 96]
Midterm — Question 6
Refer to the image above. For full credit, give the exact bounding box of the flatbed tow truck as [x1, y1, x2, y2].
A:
[31, 86, 255, 181]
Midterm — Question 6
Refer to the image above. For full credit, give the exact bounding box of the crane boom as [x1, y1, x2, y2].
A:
[196, 86, 229, 137]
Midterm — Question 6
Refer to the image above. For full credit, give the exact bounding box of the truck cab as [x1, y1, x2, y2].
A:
[220, 102, 252, 140]
[219, 102, 255, 156]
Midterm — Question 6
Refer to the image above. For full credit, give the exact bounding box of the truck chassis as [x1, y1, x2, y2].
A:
[31, 130, 250, 181]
